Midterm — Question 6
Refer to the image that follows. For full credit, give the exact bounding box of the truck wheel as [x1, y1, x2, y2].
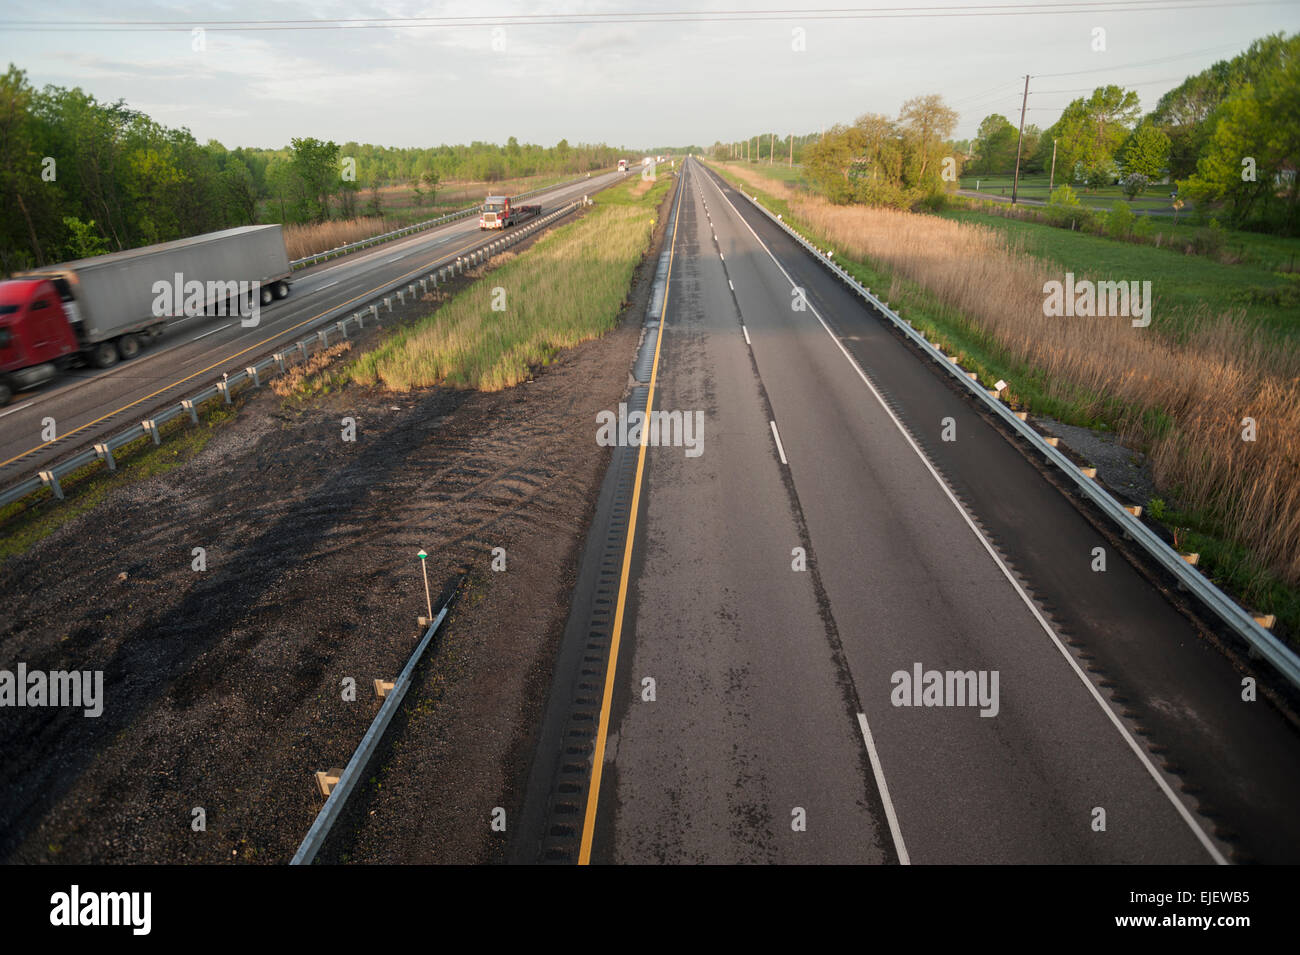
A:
[0, 379, 11, 406]
[260, 285, 274, 306]
[92, 341, 119, 368]
[116, 334, 141, 360]
[274, 281, 290, 299]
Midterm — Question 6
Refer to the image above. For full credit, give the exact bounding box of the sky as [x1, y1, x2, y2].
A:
[1, 0, 1298, 151]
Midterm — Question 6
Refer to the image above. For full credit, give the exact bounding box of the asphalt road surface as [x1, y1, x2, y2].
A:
[0, 170, 626, 482]
[575, 158, 1300, 865]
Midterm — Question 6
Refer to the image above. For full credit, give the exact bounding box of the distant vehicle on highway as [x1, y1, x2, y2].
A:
[478, 195, 542, 230]
[0, 225, 292, 404]
[618, 159, 628, 172]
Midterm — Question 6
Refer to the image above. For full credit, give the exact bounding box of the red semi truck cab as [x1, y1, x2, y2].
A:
[479, 196, 541, 230]
[0, 279, 79, 404]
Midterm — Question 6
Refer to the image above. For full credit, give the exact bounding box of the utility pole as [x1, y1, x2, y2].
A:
[770, 132, 774, 164]
[1048, 138, 1057, 194]
[789, 133, 793, 167]
[1011, 74, 1030, 205]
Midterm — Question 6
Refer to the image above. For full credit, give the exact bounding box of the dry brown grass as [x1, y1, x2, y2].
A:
[272, 341, 353, 398]
[791, 196, 1300, 589]
[720, 162, 800, 203]
[282, 219, 387, 260]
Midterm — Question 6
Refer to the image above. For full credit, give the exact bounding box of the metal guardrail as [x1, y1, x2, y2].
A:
[288, 172, 611, 269]
[711, 166, 1300, 692]
[0, 198, 591, 511]
[291, 584, 459, 865]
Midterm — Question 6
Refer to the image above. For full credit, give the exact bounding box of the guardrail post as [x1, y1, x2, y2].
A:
[142, 419, 162, 445]
[318, 328, 330, 348]
[273, 352, 287, 373]
[247, 366, 261, 388]
[397, 290, 405, 305]
[38, 470, 63, 500]
[336, 320, 348, 339]
[217, 379, 232, 405]
[420, 279, 428, 293]
[369, 304, 379, 322]
[93, 443, 116, 471]
[298, 341, 309, 362]
[182, 398, 199, 424]
[384, 296, 393, 311]
[354, 311, 365, 329]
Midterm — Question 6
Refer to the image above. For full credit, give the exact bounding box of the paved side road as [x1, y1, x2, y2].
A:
[578, 158, 1300, 864]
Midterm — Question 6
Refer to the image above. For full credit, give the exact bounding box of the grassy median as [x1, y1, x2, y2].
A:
[351, 173, 672, 392]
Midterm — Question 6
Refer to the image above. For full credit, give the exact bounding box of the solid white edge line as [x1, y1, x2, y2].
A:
[742, 325, 751, 346]
[857, 713, 911, 865]
[769, 420, 788, 465]
[0, 400, 34, 419]
[701, 163, 1229, 867]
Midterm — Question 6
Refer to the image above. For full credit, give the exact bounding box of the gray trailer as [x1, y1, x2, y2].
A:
[16, 224, 293, 368]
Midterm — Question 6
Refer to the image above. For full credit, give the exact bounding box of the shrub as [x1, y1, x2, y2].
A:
[1105, 201, 1136, 239]
[1121, 173, 1150, 200]
[1048, 184, 1082, 208]
[915, 191, 949, 213]
[1189, 218, 1225, 255]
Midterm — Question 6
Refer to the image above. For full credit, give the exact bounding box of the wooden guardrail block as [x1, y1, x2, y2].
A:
[315, 768, 345, 798]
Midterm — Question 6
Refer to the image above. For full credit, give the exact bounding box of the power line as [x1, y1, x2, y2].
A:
[1034, 40, 1254, 77]
[0, 1, 1288, 32]
[949, 78, 1028, 106]
[1030, 75, 1188, 92]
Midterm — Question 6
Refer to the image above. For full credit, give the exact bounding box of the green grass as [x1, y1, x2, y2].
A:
[350, 174, 672, 391]
[713, 158, 809, 189]
[1159, 503, 1300, 633]
[959, 174, 1177, 211]
[0, 401, 240, 564]
[953, 195, 1300, 275]
[940, 208, 1300, 339]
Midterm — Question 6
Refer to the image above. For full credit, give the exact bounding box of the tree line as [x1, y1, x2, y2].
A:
[967, 32, 1298, 232]
[721, 96, 961, 209]
[0, 65, 624, 273]
[715, 31, 1296, 234]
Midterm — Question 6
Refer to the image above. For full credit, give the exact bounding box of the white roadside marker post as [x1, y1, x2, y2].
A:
[417, 549, 433, 626]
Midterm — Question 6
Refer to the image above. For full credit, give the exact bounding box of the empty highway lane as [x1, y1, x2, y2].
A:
[565, 158, 1300, 865]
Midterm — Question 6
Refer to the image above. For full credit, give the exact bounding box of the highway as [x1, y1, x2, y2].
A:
[0, 170, 625, 482]
[556, 158, 1300, 864]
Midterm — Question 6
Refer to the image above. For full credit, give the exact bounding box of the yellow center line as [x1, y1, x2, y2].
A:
[0, 231, 490, 471]
[577, 165, 686, 865]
